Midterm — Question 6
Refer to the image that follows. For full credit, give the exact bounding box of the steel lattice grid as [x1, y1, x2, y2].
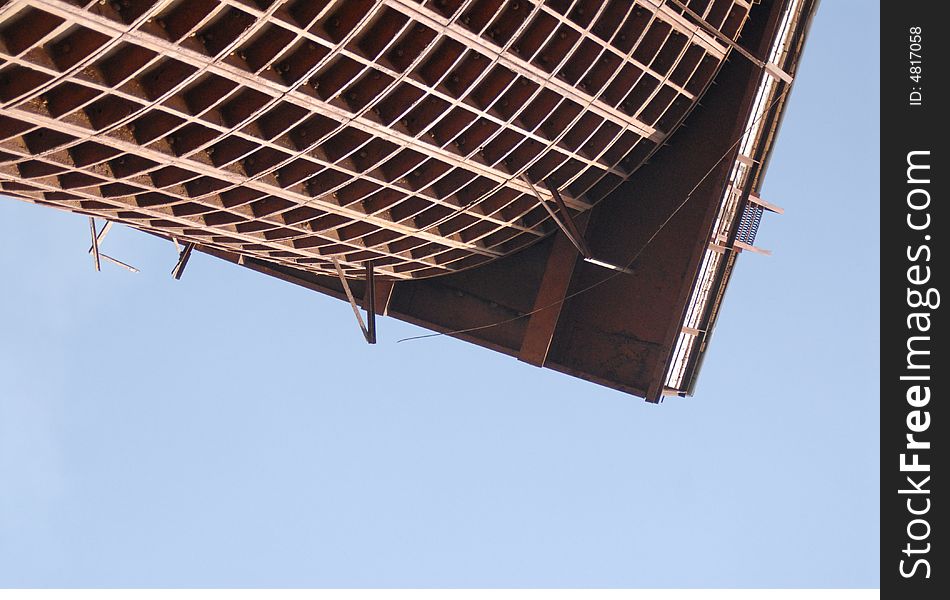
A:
[1, 0, 749, 279]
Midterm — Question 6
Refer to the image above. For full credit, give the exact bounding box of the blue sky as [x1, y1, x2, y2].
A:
[0, 1, 879, 588]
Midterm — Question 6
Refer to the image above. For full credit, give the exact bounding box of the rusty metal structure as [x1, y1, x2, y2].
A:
[0, 0, 817, 401]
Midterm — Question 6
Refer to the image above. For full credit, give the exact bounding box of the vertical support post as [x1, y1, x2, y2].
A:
[89, 217, 101, 272]
[547, 182, 591, 258]
[364, 260, 377, 344]
[332, 258, 376, 344]
[521, 176, 592, 258]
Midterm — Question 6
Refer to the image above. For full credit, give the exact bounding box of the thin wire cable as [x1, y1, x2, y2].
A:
[395, 79, 792, 344]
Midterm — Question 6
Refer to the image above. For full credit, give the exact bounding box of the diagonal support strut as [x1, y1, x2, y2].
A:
[332, 258, 377, 344]
[547, 181, 592, 258]
[86, 220, 139, 273]
[88, 217, 101, 272]
[171, 242, 195, 280]
[87, 218, 140, 273]
[521, 176, 592, 258]
[521, 177, 639, 275]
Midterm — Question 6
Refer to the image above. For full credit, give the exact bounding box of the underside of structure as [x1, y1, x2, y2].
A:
[0, 0, 817, 401]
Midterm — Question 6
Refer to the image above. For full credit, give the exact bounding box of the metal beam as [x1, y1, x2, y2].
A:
[522, 176, 591, 259]
[88, 217, 100, 272]
[171, 242, 195, 280]
[519, 214, 590, 367]
[386, 0, 662, 142]
[364, 260, 377, 345]
[733, 240, 772, 255]
[639, 0, 732, 58]
[748, 194, 784, 214]
[22, 0, 592, 216]
[87, 220, 113, 254]
[548, 182, 592, 259]
[99, 254, 140, 273]
[86, 221, 139, 273]
[666, 0, 763, 68]
[372, 280, 396, 317]
[764, 62, 794, 85]
[582, 257, 637, 275]
[332, 258, 375, 344]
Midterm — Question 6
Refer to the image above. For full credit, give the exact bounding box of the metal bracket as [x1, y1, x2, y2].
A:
[89, 217, 100, 271]
[521, 176, 592, 258]
[521, 177, 642, 275]
[87, 218, 139, 273]
[171, 242, 195, 280]
[363, 260, 377, 344]
[582, 256, 637, 275]
[547, 181, 593, 258]
[748, 194, 784, 214]
[332, 258, 377, 344]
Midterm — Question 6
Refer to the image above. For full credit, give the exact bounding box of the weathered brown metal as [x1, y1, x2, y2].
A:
[0, 0, 816, 402]
[86, 219, 139, 272]
[2, 0, 750, 281]
[521, 174, 589, 259]
[172, 241, 195, 280]
[519, 212, 589, 368]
